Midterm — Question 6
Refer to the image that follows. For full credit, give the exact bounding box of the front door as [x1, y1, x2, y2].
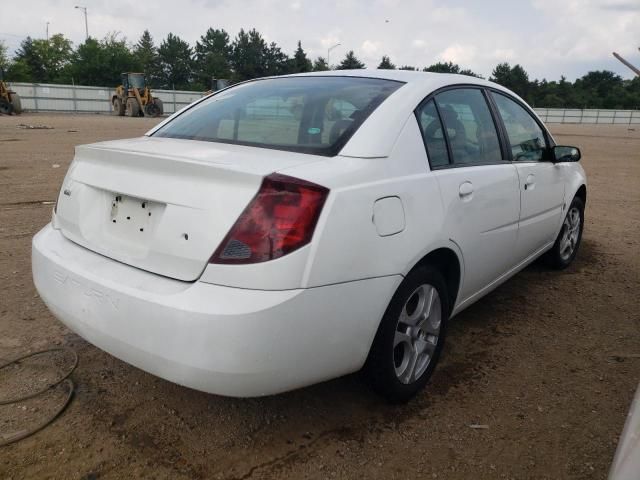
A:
[490, 92, 565, 260]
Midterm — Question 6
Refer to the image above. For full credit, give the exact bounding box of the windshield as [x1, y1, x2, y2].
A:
[153, 76, 404, 156]
[129, 75, 145, 89]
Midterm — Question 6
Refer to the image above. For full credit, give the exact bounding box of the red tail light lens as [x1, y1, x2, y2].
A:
[210, 173, 329, 264]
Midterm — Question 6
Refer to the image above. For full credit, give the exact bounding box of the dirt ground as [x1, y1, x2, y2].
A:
[0, 113, 639, 480]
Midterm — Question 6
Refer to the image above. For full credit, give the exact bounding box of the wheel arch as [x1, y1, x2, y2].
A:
[575, 184, 587, 205]
[410, 247, 462, 316]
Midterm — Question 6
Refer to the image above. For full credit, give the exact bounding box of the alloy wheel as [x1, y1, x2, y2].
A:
[393, 284, 442, 384]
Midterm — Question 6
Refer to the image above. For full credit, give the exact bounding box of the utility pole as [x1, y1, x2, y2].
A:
[74, 6, 88, 41]
[46, 22, 49, 41]
[327, 43, 341, 70]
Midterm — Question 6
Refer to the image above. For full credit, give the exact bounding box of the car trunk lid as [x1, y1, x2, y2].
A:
[54, 136, 323, 281]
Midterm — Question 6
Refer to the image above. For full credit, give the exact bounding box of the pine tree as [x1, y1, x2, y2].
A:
[312, 57, 328, 71]
[194, 28, 232, 89]
[377, 55, 396, 70]
[157, 33, 193, 89]
[336, 50, 365, 70]
[134, 30, 159, 86]
[291, 41, 312, 73]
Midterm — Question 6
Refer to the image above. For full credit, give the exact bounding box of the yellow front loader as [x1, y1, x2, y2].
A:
[0, 71, 22, 115]
[112, 73, 163, 117]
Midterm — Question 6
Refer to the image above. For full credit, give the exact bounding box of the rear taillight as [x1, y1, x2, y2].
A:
[210, 173, 329, 264]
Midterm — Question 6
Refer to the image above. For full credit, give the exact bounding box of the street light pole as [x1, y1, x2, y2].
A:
[74, 6, 88, 41]
[327, 43, 341, 70]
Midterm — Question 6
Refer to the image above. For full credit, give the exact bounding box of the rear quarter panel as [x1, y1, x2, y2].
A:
[291, 115, 453, 288]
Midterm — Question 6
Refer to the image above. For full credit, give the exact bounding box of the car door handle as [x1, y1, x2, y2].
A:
[459, 181, 474, 197]
[524, 174, 535, 190]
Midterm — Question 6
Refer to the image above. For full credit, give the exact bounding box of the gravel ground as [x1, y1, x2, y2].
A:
[0, 114, 639, 480]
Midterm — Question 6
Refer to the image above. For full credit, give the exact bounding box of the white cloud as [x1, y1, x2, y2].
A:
[438, 44, 477, 65]
[361, 40, 381, 56]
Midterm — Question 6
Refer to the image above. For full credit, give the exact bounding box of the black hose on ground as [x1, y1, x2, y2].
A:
[0, 348, 77, 447]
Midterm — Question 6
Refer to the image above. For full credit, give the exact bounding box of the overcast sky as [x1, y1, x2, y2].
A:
[1, 0, 639, 81]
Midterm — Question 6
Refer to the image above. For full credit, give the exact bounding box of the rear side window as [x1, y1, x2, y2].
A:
[492, 92, 548, 162]
[415, 100, 450, 167]
[153, 77, 403, 156]
[435, 89, 502, 165]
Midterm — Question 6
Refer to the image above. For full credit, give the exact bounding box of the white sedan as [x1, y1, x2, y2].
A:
[32, 70, 586, 402]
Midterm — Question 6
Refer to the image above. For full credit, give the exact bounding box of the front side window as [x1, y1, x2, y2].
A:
[492, 92, 548, 162]
[415, 99, 450, 167]
[153, 76, 403, 156]
[435, 88, 502, 165]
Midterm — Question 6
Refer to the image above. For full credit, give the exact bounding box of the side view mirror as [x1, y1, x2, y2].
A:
[552, 145, 581, 163]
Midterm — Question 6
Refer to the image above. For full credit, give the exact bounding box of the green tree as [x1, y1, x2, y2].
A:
[377, 55, 396, 69]
[291, 41, 312, 73]
[336, 50, 365, 70]
[312, 56, 328, 71]
[157, 33, 193, 89]
[134, 30, 159, 87]
[231, 28, 268, 81]
[194, 28, 232, 89]
[264, 41, 290, 76]
[10, 34, 73, 83]
[423, 61, 481, 78]
[399, 65, 416, 71]
[490, 62, 530, 100]
[424, 61, 460, 74]
[68, 34, 137, 86]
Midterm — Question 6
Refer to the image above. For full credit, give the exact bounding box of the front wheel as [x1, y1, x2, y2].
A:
[126, 98, 140, 117]
[10, 93, 22, 114]
[547, 196, 584, 269]
[365, 265, 449, 403]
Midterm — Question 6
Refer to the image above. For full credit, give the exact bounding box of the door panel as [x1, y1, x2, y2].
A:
[490, 91, 565, 260]
[514, 162, 565, 258]
[434, 165, 520, 302]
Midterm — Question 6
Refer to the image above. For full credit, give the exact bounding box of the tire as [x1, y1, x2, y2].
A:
[0, 98, 10, 115]
[112, 97, 125, 116]
[144, 102, 160, 117]
[154, 98, 163, 115]
[125, 98, 140, 117]
[10, 93, 22, 114]
[546, 196, 584, 269]
[365, 265, 450, 403]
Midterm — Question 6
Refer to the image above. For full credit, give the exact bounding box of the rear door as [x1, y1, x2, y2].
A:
[490, 91, 565, 261]
[416, 88, 520, 303]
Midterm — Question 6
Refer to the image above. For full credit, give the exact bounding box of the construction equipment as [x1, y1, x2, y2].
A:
[112, 73, 163, 117]
[613, 51, 640, 77]
[204, 77, 230, 96]
[0, 70, 22, 115]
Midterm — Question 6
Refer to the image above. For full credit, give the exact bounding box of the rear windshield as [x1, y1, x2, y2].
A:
[153, 76, 404, 156]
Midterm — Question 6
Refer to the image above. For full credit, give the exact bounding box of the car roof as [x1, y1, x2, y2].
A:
[148, 70, 527, 159]
[287, 68, 492, 87]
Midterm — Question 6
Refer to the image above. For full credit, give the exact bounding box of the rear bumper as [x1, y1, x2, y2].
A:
[32, 225, 400, 397]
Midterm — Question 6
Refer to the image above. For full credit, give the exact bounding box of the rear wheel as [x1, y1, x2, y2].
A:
[154, 98, 163, 115]
[125, 98, 140, 117]
[10, 93, 22, 114]
[546, 196, 584, 269]
[365, 265, 449, 403]
[112, 97, 125, 116]
[144, 102, 161, 117]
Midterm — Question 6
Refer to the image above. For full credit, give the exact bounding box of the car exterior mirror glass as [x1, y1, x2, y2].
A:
[553, 145, 581, 162]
